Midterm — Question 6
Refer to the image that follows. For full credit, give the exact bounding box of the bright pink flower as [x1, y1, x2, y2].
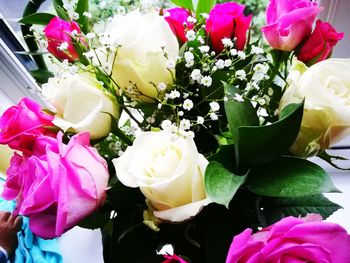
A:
[44, 17, 82, 62]
[0, 98, 54, 154]
[162, 254, 189, 263]
[262, 0, 321, 51]
[165, 8, 193, 44]
[205, 2, 252, 53]
[2, 132, 110, 239]
[226, 214, 350, 263]
[297, 20, 344, 64]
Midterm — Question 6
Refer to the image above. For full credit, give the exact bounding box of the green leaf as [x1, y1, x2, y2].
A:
[53, 0, 70, 20]
[258, 194, 342, 227]
[208, 144, 236, 171]
[247, 156, 340, 197]
[30, 69, 54, 83]
[170, 0, 194, 11]
[205, 161, 247, 208]
[224, 85, 259, 145]
[237, 102, 304, 166]
[75, 0, 89, 33]
[19, 13, 55, 25]
[196, 0, 216, 18]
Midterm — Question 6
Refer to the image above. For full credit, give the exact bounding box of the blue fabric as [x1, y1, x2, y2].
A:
[0, 249, 7, 263]
[0, 182, 63, 263]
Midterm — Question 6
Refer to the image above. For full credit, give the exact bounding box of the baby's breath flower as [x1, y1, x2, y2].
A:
[83, 50, 95, 59]
[166, 59, 176, 69]
[222, 38, 233, 48]
[180, 119, 191, 130]
[230, 49, 237, 56]
[58, 41, 69, 51]
[237, 51, 246, 60]
[197, 116, 204, 125]
[158, 82, 167, 92]
[83, 12, 92, 18]
[161, 120, 172, 131]
[146, 116, 155, 124]
[199, 45, 210, 53]
[251, 45, 264, 55]
[184, 51, 194, 62]
[224, 59, 232, 67]
[210, 113, 218, 121]
[117, 6, 126, 15]
[185, 30, 196, 41]
[215, 59, 225, 69]
[268, 88, 274, 96]
[235, 70, 246, 80]
[169, 89, 181, 99]
[190, 69, 202, 81]
[257, 97, 266, 106]
[234, 93, 244, 102]
[209, 101, 220, 112]
[183, 99, 194, 111]
[85, 32, 96, 40]
[200, 76, 212, 87]
[187, 16, 197, 23]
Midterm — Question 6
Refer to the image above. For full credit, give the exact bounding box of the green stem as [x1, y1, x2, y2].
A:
[112, 126, 133, 146]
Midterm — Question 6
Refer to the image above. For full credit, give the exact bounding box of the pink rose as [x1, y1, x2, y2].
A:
[226, 214, 350, 263]
[165, 8, 193, 44]
[205, 2, 252, 53]
[297, 20, 344, 64]
[0, 98, 54, 154]
[44, 17, 83, 62]
[2, 132, 110, 239]
[162, 254, 189, 263]
[262, 0, 321, 51]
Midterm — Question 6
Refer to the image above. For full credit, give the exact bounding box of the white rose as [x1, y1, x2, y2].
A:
[42, 73, 119, 139]
[112, 131, 212, 222]
[280, 58, 350, 156]
[105, 11, 179, 102]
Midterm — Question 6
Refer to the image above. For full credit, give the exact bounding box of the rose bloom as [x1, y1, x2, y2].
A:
[2, 132, 109, 239]
[164, 7, 193, 45]
[262, 0, 321, 51]
[206, 2, 252, 53]
[297, 20, 344, 65]
[0, 98, 54, 154]
[226, 214, 350, 263]
[44, 17, 83, 62]
[113, 131, 212, 222]
[105, 11, 179, 102]
[42, 72, 119, 140]
[280, 58, 350, 157]
[162, 254, 188, 263]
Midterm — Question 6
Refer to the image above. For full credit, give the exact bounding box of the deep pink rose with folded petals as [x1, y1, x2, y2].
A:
[0, 98, 54, 154]
[206, 2, 252, 53]
[44, 17, 83, 62]
[162, 254, 189, 263]
[226, 214, 350, 263]
[165, 8, 193, 44]
[262, 0, 321, 51]
[2, 132, 110, 239]
[297, 20, 344, 64]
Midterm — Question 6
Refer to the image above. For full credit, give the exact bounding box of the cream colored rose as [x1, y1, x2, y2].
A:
[280, 58, 350, 156]
[42, 73, 119, 139]
[105, 11, 179, 102]
[112, 131, 212, 222]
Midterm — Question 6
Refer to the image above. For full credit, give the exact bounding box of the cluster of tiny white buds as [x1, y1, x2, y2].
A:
[230, 49, 238, 56]
[210, 113, 218, 121]
[83, 50, 95, 59]
[201, 13, 209, 19]
[185, 30, 196, 41]
[168, 89, 181, 99]
[117, 6, 126, 15]
[99, 1, 107, 8]
[237, 51, 246, 60]
[57, 42, 69, 51]
[197, 36, 205, 45]
[200, 76, 213, 87]
[166, 59, 176, 69]
[215, 59, 225, 69]
[85, 32, 96, 40]
[184, 51, 195, 68]
[180, 119, 191, 130]
[83, 12, 92, 18]
[199, 45, 210, 54]
[183, 99, 194, 111]
[234, 93, 244, 102]
[197, 116, 205, 125]
[268, 87, 274, 96]
[187, 16, 197, 24]
[209, 101, 220, 112]
[70, 29, 78, 37]
[251, 45, 264, 55]
[190, 69, 202, 82]
[146, 116, 156, 124]
[235, 70, 246, 81]
[158, 82, 167, 92]
[222, 38, 234, 48]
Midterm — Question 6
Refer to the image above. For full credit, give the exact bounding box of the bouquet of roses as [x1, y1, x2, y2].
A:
[1, 0, 350, 262]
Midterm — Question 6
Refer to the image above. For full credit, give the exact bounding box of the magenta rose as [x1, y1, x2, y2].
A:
[262, 0, 321, 51]
[205, 2, 252, 53]
[297, 20, 344, 64]
[0, 98, 54, 154]
[44, 16, 83, 62]
[226, 214, 350, 263]
[2, 132, 110, 239]
[165, 8, 193, 44]
[162, 254, 189, 263]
